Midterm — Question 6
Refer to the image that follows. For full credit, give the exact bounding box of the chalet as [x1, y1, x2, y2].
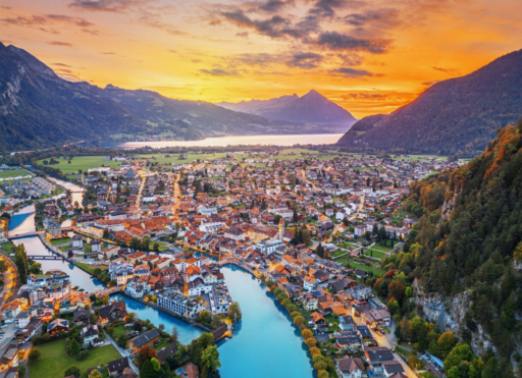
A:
[81, 325, 101, 347]
[98, 301, 127, 325]
[47, 318, 69, 336]
[129, 329, 160, 354]
[107, 357, 130, 377]
[364, 347, 395, 373]
[337, 356, 366, 378]
[383, 361, 405, 377]
[157, 343, 178, 363]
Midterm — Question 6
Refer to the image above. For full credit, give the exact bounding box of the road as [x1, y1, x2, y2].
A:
[106, 333, 139, 374]
[351, 307, 418, 378]
[172, 173, 182, 221]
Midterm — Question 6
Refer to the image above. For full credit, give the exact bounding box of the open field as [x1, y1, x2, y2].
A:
[29, 339, 120, 378]
[137, 152, 228, 165]
[0, 168, 32, 180]
[38, 156, 121, 175]
[391, 154, 447, 162]
[271, 148, 345, 161]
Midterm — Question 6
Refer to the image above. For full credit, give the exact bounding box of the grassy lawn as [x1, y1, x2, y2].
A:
[0, 242, 15, 256]
[29, 339, 120, 378]
[75, 262, 107, 275]
[364, 244, 392, 260]
[137, 152, 227, 165]
[38, 156, 121, 175]
[109, 325, 128, 340]
[335, 255, 384, 276]
[0, 168, 32, 180]
[50, 238, 71, 251]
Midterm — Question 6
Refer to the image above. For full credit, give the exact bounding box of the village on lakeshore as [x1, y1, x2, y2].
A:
[0, 148, 462, 378]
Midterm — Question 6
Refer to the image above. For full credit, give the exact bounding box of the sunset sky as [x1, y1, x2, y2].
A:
[1, 0, 521, 118]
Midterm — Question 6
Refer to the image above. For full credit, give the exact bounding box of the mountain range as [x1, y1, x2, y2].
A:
[337, 49, 522, 156]
[219, 90, 356, 132]
[0, 42, 350, 151]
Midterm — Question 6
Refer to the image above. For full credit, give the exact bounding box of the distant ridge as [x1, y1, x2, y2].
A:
[337, 49, 522, 156]
[0, 43, 348, 151]
[220, 89, 356, 133]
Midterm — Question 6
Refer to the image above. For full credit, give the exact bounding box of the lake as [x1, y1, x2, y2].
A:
[120, 133, 343, 149]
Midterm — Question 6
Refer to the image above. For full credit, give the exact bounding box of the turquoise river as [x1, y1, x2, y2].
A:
[9, 209, 313, 378]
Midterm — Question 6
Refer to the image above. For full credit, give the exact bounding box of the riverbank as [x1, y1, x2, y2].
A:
[113, 292, 213, 333]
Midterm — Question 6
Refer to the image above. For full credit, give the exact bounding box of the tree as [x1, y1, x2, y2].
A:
[200, 344, 220, 377]
[227, 302, 241, 323]
[435, 331, 457, 358]
[14, 244, 29, 284]
[139, 358, 157, 378]
[87, 370, 102, 378]
[29, 349, 40, 361]
[64, 366, 80, 378]
[65, 337, 82, 359]
[315, 243, 325, 258]
[444, 343, 474, 373]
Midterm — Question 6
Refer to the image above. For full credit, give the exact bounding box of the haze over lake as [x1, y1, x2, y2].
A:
[120, 133, 343, 149]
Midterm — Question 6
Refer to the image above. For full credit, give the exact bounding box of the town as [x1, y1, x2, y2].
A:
[0, 148, 462, 378]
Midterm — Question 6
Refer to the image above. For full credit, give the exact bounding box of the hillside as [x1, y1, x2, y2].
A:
[220, 90, 356, 133]
[337, 49, 522, 156]
[403, 121, 522, 371]
[0, 43, 328, 152]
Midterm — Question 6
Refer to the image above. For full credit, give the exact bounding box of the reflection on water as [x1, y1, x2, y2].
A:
[120, 133, 343, 149]
[218, 266, 313, 378]
[111, 293, 203, 345]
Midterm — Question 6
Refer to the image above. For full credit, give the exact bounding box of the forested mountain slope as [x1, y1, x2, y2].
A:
[404, 121, 522, 372]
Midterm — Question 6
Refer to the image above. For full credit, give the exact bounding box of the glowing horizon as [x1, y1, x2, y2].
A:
[1, 0, 521, 118]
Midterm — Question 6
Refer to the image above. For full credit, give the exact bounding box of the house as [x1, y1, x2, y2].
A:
[383, 361, 405, 377]
[98, 301, 127, 325]
[107, 357, 130, 377]
[71, 235, 83, 249]
[16, 312, 30, 329]
[73, 307, 90, 324]
[0, 347, 18, 373]
[175, 362, 199, 378]
[257, 239, 285, 256]
[129, 329, 160, 354]
[364, 347, 395, 373]
[337, 356, 366, 378]
[157, 343, 178, 363]
[47, 318, 69, 335]
[340, 316, 355, 331]
[81, 325, 100, 347]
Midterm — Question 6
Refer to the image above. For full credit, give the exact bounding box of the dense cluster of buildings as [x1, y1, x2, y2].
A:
[0, 150, 461, 377]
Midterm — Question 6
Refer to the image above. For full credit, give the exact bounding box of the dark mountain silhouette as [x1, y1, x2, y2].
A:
[337, 49, 522, 156]
[0, 42, 326, 151]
